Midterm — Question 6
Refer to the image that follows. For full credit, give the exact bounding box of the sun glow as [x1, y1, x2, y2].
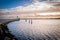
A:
[36, 12, 60, 16]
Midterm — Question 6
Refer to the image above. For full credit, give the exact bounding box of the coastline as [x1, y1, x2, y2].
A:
[0, 18, 20, 40]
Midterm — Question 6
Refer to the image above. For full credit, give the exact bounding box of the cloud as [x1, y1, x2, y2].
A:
[0, 2, 54, 14]
[0, 0, 60, 19]
[1, 0, 60, 14]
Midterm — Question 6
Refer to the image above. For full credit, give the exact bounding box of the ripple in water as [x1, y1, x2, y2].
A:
[7, 19, 60, 40]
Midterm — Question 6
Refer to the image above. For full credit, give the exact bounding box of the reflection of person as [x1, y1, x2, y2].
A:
[28, 20, 32, 24]
[25, 19, 27, 22]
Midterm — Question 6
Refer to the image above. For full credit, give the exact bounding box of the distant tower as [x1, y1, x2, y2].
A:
[17, 16, 19, 19]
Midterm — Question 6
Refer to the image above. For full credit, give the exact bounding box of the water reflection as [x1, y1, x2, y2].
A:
[7, 19, 60, 40]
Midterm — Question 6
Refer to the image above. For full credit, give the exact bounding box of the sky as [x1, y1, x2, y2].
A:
[0, 0, 33, 9]
[0, 0, 48, 9]
[0, 0, 60, 9]
[0, 0, 53, 12]
[0, 0, 60, 17]
[0, 0, 51, 12]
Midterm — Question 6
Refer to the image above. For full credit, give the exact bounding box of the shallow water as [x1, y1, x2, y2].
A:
[7, 19, 60, 40]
